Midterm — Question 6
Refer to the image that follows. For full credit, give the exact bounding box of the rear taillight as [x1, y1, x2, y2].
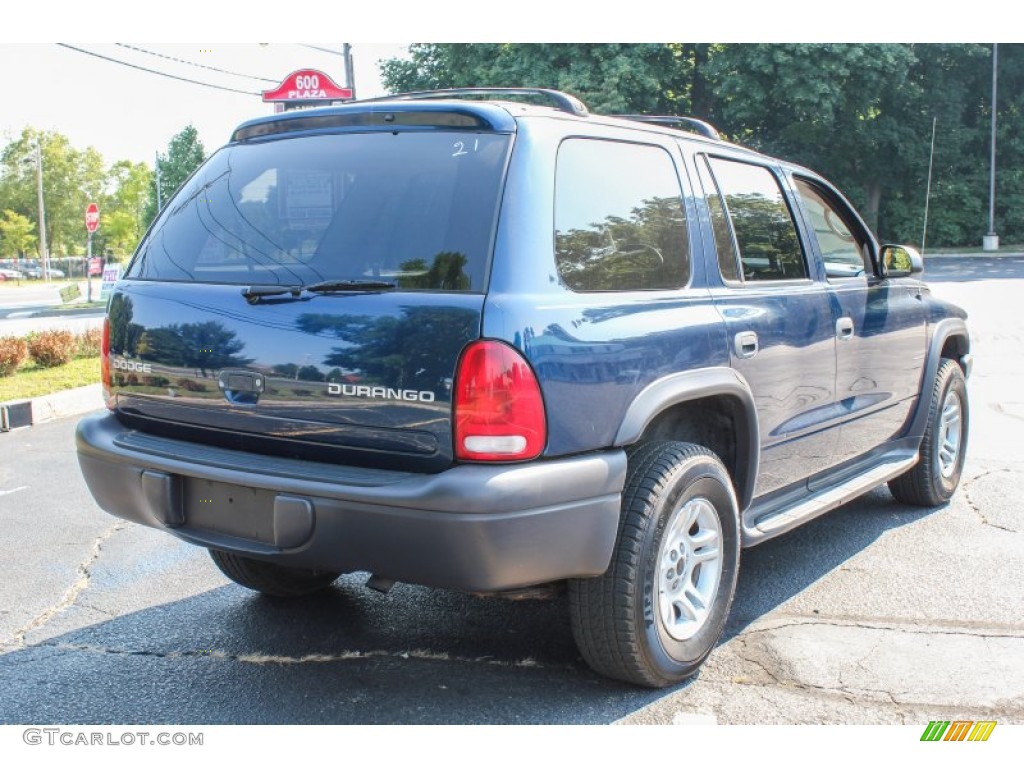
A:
[454, 340, 546, 462]
[101, 316, 114, 410]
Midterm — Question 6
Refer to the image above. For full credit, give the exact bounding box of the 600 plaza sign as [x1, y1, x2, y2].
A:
[262, 69, 353, 104]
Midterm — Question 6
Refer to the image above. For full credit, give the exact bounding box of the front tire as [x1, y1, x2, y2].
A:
[569, 442, 741, 688]
[209, 549, 341, 597]
[889, 358, 969, 507]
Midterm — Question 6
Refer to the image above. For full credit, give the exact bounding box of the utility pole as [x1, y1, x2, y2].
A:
[983, 43, 999, 251]
[343, 43, 355, 100]
[34, 142, 50, 283]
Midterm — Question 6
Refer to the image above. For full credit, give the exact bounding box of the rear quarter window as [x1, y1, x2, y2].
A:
[554, 138, 690, 292]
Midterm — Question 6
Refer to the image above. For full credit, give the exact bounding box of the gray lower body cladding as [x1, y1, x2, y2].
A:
[76, 413, 626, 592]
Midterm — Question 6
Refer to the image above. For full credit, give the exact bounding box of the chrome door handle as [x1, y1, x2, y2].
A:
[836, 317, 854, 341]
[734, 331, 758, 359]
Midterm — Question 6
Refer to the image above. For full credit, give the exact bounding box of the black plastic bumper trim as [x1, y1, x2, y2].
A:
[76, 413, 627, 591]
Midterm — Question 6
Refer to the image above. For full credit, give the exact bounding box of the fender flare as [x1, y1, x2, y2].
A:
[613, 367, 760, 510]
[906, 317, 971, 440]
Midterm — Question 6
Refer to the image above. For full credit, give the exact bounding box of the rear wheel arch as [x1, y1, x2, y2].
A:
[614, 368, 759, 509]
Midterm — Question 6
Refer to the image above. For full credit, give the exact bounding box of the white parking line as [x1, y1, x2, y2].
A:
[0, 486, 29, 497]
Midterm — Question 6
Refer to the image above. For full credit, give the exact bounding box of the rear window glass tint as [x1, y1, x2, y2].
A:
[554, 138, 689, 291]
[707, 158, 807, 282]
[128, 131, 511, 291]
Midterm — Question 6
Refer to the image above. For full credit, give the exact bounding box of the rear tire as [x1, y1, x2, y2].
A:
[569, 441, 741, 688]
[889, 358, 969, 507]
[209, 549, 341, 597]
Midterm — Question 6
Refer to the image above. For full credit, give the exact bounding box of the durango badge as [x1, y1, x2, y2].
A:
[327, 383, 435, 403]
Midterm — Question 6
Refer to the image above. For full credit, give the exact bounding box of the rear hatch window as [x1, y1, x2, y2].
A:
[111, 128, 511, 472]
[128, 130, 512, 291]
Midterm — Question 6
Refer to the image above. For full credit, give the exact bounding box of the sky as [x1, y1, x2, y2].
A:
[0, 43, 410, 165]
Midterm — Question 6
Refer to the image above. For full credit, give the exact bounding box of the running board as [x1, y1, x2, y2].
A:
[742, 455, 917, 546]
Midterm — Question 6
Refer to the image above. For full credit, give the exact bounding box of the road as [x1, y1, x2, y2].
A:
[0, 281, 104, 337]
[0, 256, 1021, 725]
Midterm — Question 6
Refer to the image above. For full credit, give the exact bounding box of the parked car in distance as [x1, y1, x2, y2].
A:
[0, 267, 24, 281]
[76, 88, 971, 688]
[16, 262, 43, 279]
[14, 261, 65, 279]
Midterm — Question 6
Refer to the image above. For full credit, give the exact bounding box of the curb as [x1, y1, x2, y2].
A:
[0, 384, 103, 432]
[923, 251, 1024, 259]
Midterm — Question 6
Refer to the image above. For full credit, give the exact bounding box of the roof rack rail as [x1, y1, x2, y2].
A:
[360, 88, 590, 118]
[615, 115, 722, 141]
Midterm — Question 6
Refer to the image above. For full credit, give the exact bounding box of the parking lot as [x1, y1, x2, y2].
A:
[0, 256, 1021, 725]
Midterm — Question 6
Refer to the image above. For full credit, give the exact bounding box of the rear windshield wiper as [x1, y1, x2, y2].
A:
[304, 279, 398, 293]
[242, 280, 398, 304]
[241, 285, 303, 304]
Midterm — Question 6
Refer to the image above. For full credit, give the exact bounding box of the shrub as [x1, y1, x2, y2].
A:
[176, 377, 208, 393]
[27, 329, 77, 368]
[0, 336, 28, 377]
[77, 327, 102, 358]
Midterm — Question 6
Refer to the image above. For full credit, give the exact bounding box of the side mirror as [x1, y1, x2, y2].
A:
[879, 244, 923, 278]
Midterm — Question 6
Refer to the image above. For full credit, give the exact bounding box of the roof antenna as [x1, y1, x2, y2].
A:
[921, 116, 937, 257]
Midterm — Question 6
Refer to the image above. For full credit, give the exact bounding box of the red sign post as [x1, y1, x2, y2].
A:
[85, 203, 100, 233]
[262, 69, 353, 107]
[85, 203, 99, 301]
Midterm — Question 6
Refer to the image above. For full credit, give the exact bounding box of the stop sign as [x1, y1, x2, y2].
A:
[85, 203, 100, 233]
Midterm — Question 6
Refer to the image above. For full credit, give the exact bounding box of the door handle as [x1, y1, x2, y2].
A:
[734, 331, 758, 359]
[835, 317, 854, 341]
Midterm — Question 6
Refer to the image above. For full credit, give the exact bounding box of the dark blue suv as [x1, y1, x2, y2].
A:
[76, 88, 971, 687]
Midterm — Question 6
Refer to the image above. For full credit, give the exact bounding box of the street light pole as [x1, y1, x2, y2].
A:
[343, 43, 356, 99]
[983, 43, 999, 251]
[34, 142, 51, 282]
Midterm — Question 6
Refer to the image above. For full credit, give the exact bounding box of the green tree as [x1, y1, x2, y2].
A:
[382, 43, 685, 114]
[101, 160, 154, 257]
[379, 43, 1024, 246]
[0, 128, 106, 256]
[894, 44, 1023, 248]
[144, 124, 207, 226]
[703, 44, 920, 233]
[0, 209, 36, 258]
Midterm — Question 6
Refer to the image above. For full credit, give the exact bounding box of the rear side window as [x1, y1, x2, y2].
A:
[554, 138, 689, 291]
[695, 155, 740, 282]
[706, 158, 807, 282]
[128, 131, 511, 291]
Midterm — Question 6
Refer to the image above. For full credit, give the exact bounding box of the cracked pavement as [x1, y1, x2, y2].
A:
[1, 256, 1022, 724]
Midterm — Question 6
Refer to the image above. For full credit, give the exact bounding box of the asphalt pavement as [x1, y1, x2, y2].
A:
[0, 281, 104, 337]
[0, 255, 1021, 724]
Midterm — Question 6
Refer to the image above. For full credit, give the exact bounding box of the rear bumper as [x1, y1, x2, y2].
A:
[76, 413, 626, 591]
